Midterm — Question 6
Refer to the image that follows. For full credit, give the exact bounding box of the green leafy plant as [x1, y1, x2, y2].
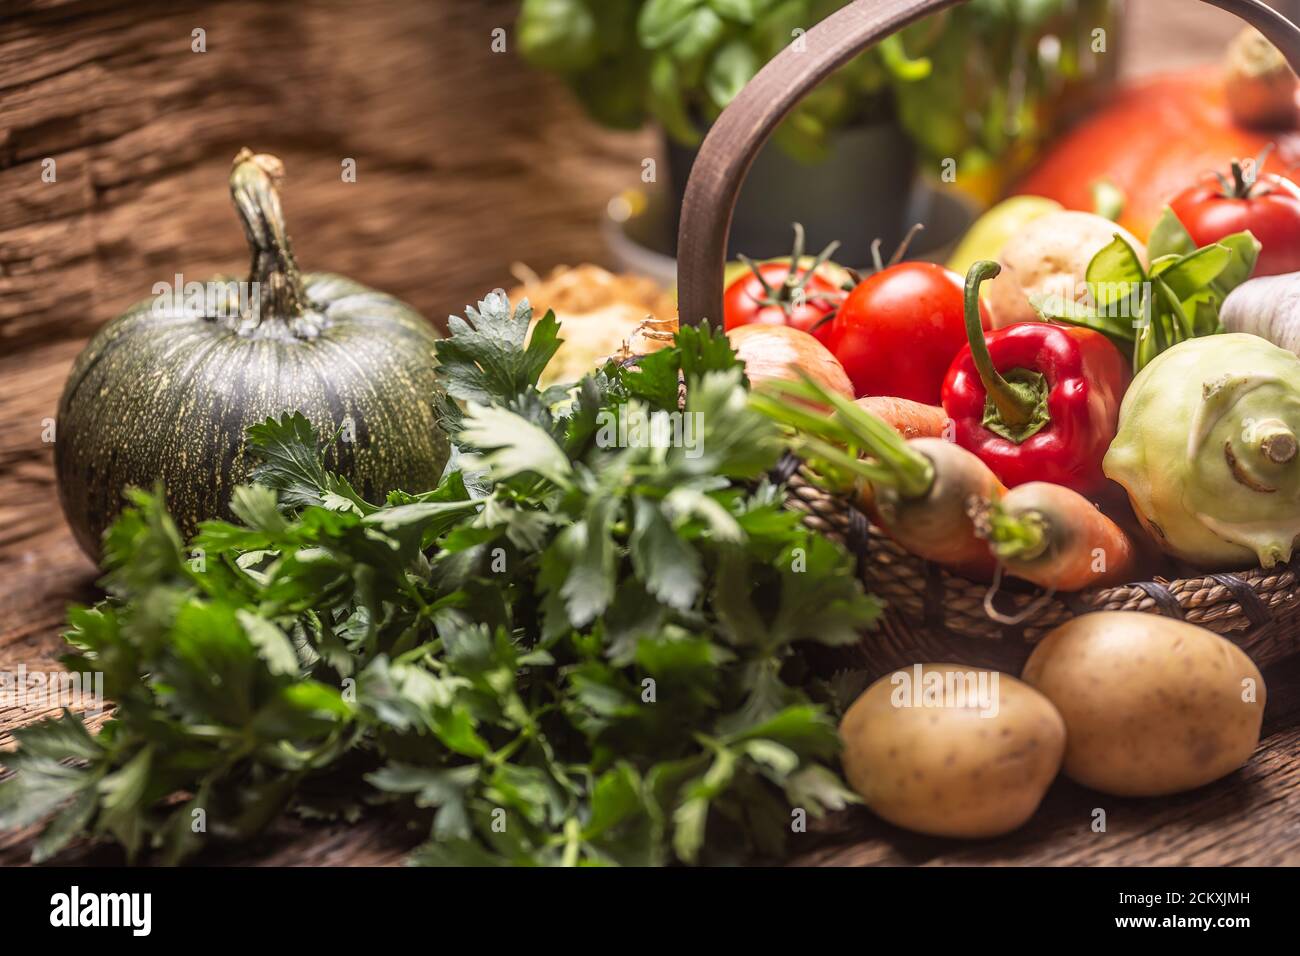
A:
[515, 0, 1116, 170]
[0, 292, 880, 866]
[1033, 209, 1261, 372]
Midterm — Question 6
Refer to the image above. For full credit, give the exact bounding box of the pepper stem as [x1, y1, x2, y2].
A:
[229, 148, 317, 335]
[963, 260, 1049, 442]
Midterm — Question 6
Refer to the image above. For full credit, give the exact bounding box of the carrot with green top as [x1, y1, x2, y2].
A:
[854, 397, 949, 440]
[751, 375, 1005, 579]
[973, 481, 1136, 591]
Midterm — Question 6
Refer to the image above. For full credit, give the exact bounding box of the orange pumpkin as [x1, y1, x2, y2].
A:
[1014, 67, 1300, 240]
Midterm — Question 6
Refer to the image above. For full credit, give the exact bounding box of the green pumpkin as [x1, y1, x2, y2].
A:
[56, 149, 450, 559]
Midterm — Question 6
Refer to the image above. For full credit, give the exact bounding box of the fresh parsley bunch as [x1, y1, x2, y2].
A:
[0, 292, 879, 865]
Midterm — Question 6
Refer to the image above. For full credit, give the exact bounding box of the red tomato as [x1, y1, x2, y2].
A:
[1170, 168, 1300, 276]
[723, 262, 842, 347]
[828, 262, 990, 404]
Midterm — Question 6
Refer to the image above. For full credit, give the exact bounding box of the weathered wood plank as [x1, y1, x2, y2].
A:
[0, 0, 655, 351]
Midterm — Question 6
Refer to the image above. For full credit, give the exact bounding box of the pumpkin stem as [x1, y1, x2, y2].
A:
[229, 148, 321, 337]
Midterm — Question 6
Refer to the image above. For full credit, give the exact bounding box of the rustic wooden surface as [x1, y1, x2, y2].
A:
[2, 0, 1299, 866]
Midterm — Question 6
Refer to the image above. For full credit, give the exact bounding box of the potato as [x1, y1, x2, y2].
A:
[839, 663, 1065, 838]
[1021, 612, 1266, 797]
[986, 211, 1148, 328]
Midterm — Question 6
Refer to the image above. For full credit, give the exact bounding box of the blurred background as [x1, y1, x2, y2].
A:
[3, 1, 1299, 337]
[2, 0, 1300, 565]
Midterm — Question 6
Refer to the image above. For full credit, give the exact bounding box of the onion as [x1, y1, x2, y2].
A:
[1224, 27, 1298, 130]
[511, 264, 677, 387]
[726, 324, 854, 403]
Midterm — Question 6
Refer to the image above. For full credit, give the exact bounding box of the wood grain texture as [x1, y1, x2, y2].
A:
[0, 0, 655, 352]
[1, 0, 1298, 867]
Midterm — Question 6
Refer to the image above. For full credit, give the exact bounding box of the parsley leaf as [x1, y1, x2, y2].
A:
[247, 412, 373, 514]
[1, 293, 880, 867]
[435, 291, 562, 407]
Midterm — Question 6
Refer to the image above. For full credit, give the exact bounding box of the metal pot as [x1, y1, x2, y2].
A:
[663, 120, 918, 264]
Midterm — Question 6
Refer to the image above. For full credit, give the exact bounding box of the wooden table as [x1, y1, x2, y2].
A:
[3, 0, 1298, 867]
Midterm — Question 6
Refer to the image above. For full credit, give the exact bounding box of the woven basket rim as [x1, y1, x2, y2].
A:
[777, 456, 1300, 644]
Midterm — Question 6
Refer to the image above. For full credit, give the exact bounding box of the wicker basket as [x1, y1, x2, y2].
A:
[674, 0, 1300, 675]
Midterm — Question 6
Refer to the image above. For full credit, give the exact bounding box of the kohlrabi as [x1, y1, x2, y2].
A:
[1104, 333, 1300, 568]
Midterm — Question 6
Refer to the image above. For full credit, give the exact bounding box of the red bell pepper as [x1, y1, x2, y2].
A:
[940, 261, 1130, 494]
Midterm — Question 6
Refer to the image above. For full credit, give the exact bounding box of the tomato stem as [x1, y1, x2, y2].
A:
[1220, 143, 1276, 199]
[869, 238, 884, 274]
[739, 254, 778, 300]
[785, 221, 807, 292]
[1229, 160, 1253, 198]
[866, 223, 926, 275]
[739, 223, 842, 317]
[888, 222, 925, 267]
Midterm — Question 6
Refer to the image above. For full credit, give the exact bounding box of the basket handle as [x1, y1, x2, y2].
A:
[676, 0, 1300, 327]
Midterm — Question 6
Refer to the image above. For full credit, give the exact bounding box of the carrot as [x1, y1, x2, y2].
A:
[973, 481, 1136, 590]
[854, 397, 949, 440]
[751, 376, 1006, 579]
[866, 437, 1006, 578]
